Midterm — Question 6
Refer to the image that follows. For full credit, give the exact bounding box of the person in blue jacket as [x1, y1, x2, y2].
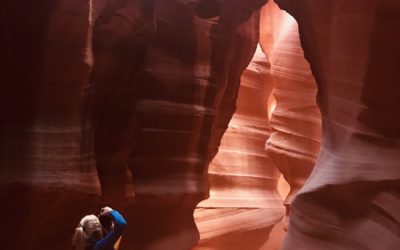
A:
[73, 206, 127, 250]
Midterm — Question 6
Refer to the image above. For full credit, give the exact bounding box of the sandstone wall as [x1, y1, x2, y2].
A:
[195, 45, 285, 250]
[275, 0, 400, 249]
[0, 1, 99, 249]
[0, 1, 268, 249]
[260, 0, 322, 210]
[124, 1, 266, 248]
[193, 2, 324, 248]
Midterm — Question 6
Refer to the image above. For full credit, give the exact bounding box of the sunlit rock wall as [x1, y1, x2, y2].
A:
[260, 0, 321, 211]
[195, 45, 285, 250]
[193, 2, 323, 249]
[274, 0, 400, 249]
[125, 1, 267, 249]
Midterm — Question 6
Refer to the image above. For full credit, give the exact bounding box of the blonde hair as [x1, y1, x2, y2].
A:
[73, 215, 103, 250]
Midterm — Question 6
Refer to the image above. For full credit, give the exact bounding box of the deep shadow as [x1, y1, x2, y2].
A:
[91, 0, 156, 197]
[357, 2, 400, 139]
[0, 0, 56, 177]
[194, 0, 221, 19]
[0, 184, 100, 250]
[122, 1, 202, 249]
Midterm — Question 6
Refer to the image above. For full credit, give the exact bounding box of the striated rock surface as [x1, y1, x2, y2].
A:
[0, 0, 267, 249]
[260, 0, 322, 209]
[195, 45, 285, 250]
[125, 1, 267, 249]
[0, 1, 100, 249]
[91, 0, 156, 199]
[0, 0, 271, 249]
[7, 0, 400, 249]
[0, 0, 96, 191]
[274, 0, 400, 249]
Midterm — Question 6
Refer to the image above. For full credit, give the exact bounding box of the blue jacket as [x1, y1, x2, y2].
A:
[94, 210, 127, 250]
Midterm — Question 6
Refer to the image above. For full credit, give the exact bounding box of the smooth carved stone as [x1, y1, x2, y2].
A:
[0, 0, 96, 190]
[91, 0, 156, 199]
[194, 45, 285, 250]
[194, 0, 221, 18]
[0, 0, 99, 249]
[123, 1, 267, 249]
[206, 0, 268, 164]
[274, 0, 400, 249]
[0, 0, 267, 249]
[260, 0, 322, 208]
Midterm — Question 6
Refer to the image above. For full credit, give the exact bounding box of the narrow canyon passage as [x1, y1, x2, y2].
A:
[194, 1, 321, 249]
[0, 1, 399, 250]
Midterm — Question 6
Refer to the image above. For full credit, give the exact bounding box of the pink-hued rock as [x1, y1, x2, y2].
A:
[8, 0, 400, 249]
[260, 0, 322, 208]
[274, 0, 400, 249]
[194, 45, 285, 250]
[124, 1, 267, 248]
[193, 3, 323, 248]
[1, 0, 267, 249]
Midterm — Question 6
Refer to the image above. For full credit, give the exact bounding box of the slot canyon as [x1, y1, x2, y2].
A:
[0, 0, 399, 249]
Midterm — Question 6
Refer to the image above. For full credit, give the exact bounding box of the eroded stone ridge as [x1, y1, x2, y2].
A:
[260, 0, 322, 208]
[275, 0, 400, 249]
[0, 0, 268, 249]
[195, 45, 285, 250]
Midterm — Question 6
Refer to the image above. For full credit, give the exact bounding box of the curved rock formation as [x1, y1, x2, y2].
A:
[91, 0, 156, 199]
[274, 0, 400, 249]
[195, 45, 285, 250]
[5, 0, 399, 249]
[260, 0, 322, 210]
[123, 1, 267, 249]
[0, 0, 267, 249]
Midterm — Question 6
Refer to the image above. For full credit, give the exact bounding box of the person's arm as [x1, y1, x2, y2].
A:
[94, 210, 127, 250]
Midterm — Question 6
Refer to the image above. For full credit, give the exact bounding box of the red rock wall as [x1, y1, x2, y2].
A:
[0, 0, 268, 249]
[0, 1, 100, 249]
[193, 2, 322, 248]
[6, 0, 397, 249]
[260, 1, 322, 209]
[274, 0, 400, 249]
[125, 1, 266, 248]
[0, 0, 96, 190]
[195, 45, 285, 250]
[91, 0, 156, 199]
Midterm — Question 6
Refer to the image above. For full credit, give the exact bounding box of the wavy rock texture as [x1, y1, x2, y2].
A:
[193, 3, 322, 248]
[8, 0, 398, 249]
[124, 1, 267, 249]
[260, 1, 322, 210]
[0, 1, 100, 249]
[274, 0, 400, 249]
[0, 0, 268, 249]
[194, 45, 285, 250]
[91, 0, 156, 199]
